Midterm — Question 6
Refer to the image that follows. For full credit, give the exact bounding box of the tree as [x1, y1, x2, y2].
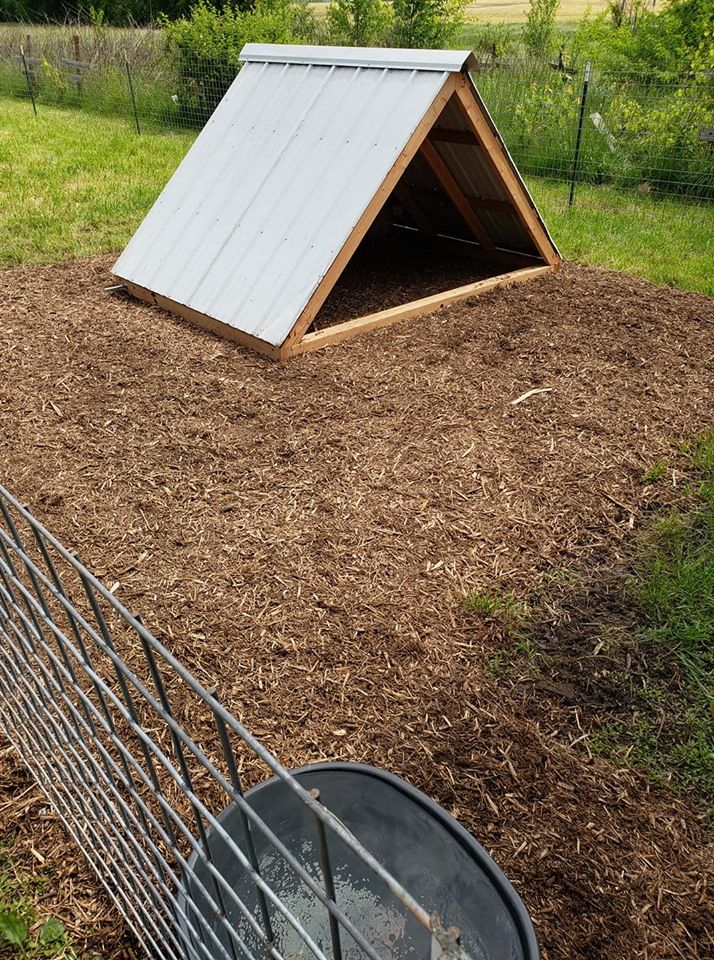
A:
[0, 0, 235, 25]
[390, 0, 467, 48]
[326, 0, 391, 46]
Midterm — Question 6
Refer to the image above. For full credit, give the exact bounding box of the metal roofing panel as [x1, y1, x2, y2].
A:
[113, 59, 449, 348]
[240, 43, 477, 73]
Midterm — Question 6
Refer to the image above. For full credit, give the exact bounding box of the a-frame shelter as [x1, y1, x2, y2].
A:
[113, 44, 561, 360]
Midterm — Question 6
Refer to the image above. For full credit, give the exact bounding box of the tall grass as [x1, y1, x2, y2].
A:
[0, 21, 166, 72]
[0, 21, 178, 125]
[477, 60, 714, 200]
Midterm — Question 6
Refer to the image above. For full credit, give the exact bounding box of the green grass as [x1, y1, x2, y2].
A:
[464, 588, 528, 623]
[639, 439, 714, 690]
[464, 588, 533, 677]
[0, 838, 74, 959]
[595, 433, 714, 814]
[528, 179, 714, 296]
[0, 98, 192, 267]
[643, 459, 669, 484]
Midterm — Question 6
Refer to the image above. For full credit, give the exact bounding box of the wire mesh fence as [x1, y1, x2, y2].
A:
[476, 57, 714, 207]
[1, 26, 712, 219]
[0, 482, 475, 960]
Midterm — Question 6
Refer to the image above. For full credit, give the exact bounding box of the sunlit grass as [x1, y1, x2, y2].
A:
[0, 98, 192, 266]
[529, 179, 714, 296]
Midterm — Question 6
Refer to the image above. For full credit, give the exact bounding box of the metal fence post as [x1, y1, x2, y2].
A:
[125, 58, 141, 135]
[568, 60, 591, 208]
[19, 45, 37, 117]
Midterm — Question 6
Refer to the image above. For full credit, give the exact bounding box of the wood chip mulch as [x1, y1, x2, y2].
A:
[0, 255, 713, 960]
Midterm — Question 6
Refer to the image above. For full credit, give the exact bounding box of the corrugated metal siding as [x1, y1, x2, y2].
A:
[113, 60, 449, 348]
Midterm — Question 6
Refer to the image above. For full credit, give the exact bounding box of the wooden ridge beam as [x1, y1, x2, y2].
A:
[466, 194, 513, 212]
[408, 181, 514, 214]
[429, 128, 478, 145]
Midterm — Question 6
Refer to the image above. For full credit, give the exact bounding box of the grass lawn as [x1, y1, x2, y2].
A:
[530, 179, 714, 297]
[1, 96, 713, 296]
[0, 98, 192, 266]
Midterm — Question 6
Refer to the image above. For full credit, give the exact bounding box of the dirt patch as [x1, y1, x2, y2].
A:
[0, 256, 713, 960]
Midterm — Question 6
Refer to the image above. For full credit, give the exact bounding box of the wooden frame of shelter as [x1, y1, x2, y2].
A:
[114, 47, 560, 361]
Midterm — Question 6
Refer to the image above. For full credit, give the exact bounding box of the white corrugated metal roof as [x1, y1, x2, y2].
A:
[240, 43, 478, 73]
[113, 54, 452, 347]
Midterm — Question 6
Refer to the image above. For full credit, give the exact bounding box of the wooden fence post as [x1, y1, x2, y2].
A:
[73, 34, 83, 97]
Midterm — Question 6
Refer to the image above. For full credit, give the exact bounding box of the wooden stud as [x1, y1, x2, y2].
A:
[429, 128, 478, 146]
[419, 138, 495, 250]
[405, 181, 514, 215]
[281, 73, 460, 353]
[289, 266, 552, 357]
[119, 282, 285, 361]
[453, 73, 560, 266]
[466, 195, 513, 213]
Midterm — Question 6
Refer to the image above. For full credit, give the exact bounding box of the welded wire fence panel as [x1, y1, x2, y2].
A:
[0, 25, 240, 130]
[0, 484, 469, 960]
[0, 27, 712, 216]
[477, 58, 714, 202]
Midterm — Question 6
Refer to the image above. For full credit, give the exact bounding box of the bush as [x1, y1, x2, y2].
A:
[390, 0, 467, 49]
[605, 78, 714, 198]
[163, 0, 317, 125]
[523, 0, 561, 60]
[567, 0, 714, 80]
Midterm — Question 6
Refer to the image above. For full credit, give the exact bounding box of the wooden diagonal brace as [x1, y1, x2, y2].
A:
[419, 138, 495, 250]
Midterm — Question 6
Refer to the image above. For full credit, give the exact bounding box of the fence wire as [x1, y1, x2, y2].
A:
[0, 483, 471, 960]
[1, 27, 712, 216]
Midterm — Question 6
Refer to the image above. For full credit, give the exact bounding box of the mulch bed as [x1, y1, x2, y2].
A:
[1, 255, 713, 960]
[313, 232, 493, 328]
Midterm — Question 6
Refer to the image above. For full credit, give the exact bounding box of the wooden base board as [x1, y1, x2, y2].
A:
[117, 265, 554, 362]
[117, 281, 288, 361]
[288, 265, 554, 357]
